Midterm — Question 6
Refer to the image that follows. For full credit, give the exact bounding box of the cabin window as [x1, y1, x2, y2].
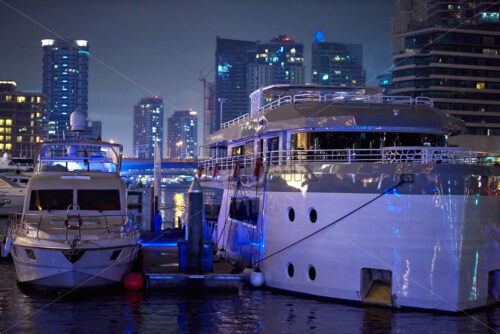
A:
[29, 189, 73, 211]
[229, 197, 259, 224]
[231, 145, 244, 156]
[78, 190, 121, 211]
[267, 137, 279, 151]
[243, 141, 254, 155]
[291, 132, 445, 150]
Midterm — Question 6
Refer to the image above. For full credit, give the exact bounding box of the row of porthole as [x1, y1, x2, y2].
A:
[287, 262, 316, 281]
[287, 207, 317, 223]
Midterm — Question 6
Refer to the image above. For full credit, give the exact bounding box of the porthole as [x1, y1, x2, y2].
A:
[308, 265, 316, 281]
[287, 262, 294, 278]
[288, 207, 295, 222]
[308, 208, 317, 223]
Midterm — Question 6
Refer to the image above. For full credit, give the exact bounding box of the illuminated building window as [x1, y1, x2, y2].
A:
[5, 143, 11, 150]
[0, 144, 4, 149]
[17, 136, 22, 143]
[6, 136, 11, 141]
[17, 96, 26, 103]
[477, 82, 485, 89]
[6, 119, 12, 126]
[5, 95, 12, 102]
[5, 128, 11, 134]
[31, 113, 34, 119]
[334, 70, 341, 75]
[0, 120, 4, 126]
[36, 136, 40, 142]
[0, 128, 4, 133]
[352, 80, 357, 84]
[0, 136, 4, 141]
[30, 121, 34, 127]
[36, 113, 41, 118]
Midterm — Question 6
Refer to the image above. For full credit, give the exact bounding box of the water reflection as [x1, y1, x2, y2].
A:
[159, 188, 187, 229]
[0, 260, 498, 334]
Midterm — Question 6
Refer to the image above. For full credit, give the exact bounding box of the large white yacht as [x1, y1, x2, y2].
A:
[200, 85, 500, 312]
[9, 116, 139, 288]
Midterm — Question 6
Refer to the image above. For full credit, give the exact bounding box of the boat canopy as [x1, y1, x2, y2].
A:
[33, 140, 123, 173]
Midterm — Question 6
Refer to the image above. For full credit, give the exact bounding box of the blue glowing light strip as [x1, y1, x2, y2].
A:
[140, 242, 178, 247]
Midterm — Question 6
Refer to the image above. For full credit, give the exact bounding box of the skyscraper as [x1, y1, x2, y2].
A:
[133, 96, 164, 159]
[42, 39, 89, 139]
[214, 37, 257, 131]
[311, 30, 366, 87]
[0, 81, 45, 157]
[167, 110, 198, 159]
[247, 35, 305, 93]
[213, 35, 305, 133]
[390, 0, 500, 151]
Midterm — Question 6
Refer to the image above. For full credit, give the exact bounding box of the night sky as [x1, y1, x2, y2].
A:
[0, 0, 395, 156]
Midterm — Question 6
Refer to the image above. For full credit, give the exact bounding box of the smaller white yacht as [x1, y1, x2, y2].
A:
[9, 111, 140, 288]
[0, 176, 25, 216]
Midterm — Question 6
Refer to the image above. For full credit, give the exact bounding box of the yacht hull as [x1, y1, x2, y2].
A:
[11, 244, 139, 289]
[206, 163, 500, 312]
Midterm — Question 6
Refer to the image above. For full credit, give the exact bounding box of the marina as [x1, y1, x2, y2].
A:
[1, 0, 500, 331]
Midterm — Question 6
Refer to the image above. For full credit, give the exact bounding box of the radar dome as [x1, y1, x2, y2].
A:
[70, 110, 87, 132]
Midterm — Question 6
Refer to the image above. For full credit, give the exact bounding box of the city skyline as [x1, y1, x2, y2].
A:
[0, 0, 395, 156]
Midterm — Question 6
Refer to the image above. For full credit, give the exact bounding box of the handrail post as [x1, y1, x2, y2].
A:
[348, 149, 351, 163]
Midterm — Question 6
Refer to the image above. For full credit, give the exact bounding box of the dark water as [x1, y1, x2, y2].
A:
[0, 261, 499, 334]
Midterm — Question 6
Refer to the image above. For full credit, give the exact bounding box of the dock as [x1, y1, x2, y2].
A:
[140, 234, 242, 291]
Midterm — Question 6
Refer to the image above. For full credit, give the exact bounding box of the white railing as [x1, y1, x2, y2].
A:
[221, 113, 249, 129]
[200, 147, 499, 172]
[220, 93, 436, 130]
[8, 212, 140, 243]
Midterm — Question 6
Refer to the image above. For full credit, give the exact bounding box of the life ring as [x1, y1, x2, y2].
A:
[64, 215, 83, 230]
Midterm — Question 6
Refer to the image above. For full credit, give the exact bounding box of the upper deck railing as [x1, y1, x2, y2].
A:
[8, 212, 139, 244]
[34, 140, 123, 174]
[220, 93, 433, 129]
[200, 147, 499, 172]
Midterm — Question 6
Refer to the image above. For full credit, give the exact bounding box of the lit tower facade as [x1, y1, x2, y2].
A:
[214, 37, 258, 132]
[247, 35, 305, 93]
[0, 81, 46, 157]
[311, 30, 366, 87]
[42, 39, 89, 139]
[390, 0, 500, 151]
[167, 110, 198, 159]
[133, 96, 164, 159]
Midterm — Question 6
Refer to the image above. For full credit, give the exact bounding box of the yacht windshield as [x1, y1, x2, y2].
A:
[29, 189, 73, 211]
[77, 190, 121, 211]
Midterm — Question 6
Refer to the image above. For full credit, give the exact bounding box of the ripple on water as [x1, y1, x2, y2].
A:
[1, 259, 499, 333]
